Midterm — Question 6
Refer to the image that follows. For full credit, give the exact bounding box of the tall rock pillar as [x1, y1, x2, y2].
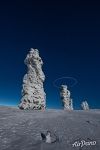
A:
[60, 85, 73, 110]
[19, 48, 46, 110]
[81, 101, 89, 110]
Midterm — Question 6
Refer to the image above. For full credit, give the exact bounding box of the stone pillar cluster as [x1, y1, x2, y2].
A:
[19, 48, 90, 111]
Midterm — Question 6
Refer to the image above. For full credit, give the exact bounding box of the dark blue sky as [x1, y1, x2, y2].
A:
[0, 0, 100, 109]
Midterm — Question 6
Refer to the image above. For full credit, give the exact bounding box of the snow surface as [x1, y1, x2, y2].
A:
[0, 106, 100, 150]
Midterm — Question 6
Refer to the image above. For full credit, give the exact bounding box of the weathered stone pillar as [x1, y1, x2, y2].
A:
[81, 101, 89, 110]
[60, 85, 73, 110]
[19, 48, 46, 110]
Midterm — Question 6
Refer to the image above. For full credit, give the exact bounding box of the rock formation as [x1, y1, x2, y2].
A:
[19, 48, 46, 110]
[60, 85, 73, 110]
[81, 101, 89, 110]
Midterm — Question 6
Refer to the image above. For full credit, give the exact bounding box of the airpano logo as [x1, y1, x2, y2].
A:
[72, 140, 96, 148]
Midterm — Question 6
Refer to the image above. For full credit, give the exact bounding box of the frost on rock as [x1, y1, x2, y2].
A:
[81, 101, 89, 110]
[60, 85, 73, 110]
[19, 48, 46, 110]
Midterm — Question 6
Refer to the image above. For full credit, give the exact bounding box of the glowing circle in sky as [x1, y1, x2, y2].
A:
[53, 77, 78, 89]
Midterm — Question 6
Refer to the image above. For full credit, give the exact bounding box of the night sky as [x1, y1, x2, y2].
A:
[0, 0, 100, 109]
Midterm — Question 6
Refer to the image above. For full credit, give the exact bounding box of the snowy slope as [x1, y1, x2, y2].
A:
[0, 106, 100, 150]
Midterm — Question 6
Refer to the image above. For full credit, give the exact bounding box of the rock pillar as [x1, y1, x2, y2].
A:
[60, 85, 73, 110]
[19, 48, 46, 110]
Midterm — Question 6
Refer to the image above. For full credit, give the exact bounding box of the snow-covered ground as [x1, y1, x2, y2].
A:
[0, 106, 100, 150]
